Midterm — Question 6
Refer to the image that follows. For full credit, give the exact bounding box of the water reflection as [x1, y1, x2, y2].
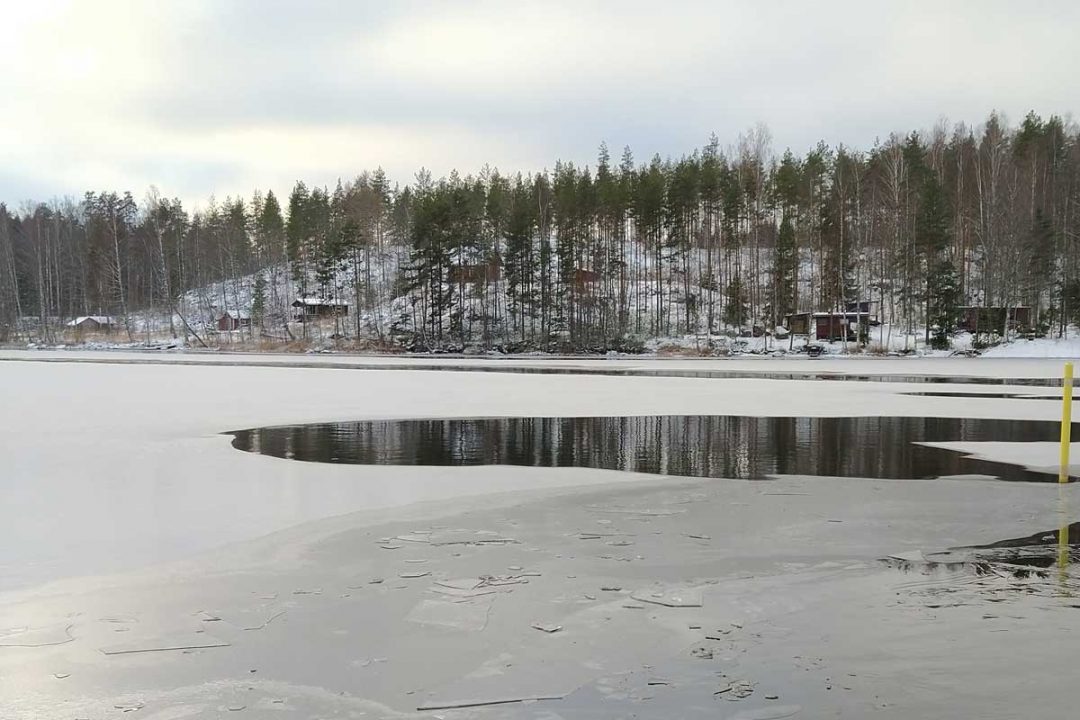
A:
[229, 415, 1077, 483]
[1061, 488, 1072, 593]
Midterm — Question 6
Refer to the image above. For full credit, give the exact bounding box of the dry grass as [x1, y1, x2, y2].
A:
[654, 343, 725, 357]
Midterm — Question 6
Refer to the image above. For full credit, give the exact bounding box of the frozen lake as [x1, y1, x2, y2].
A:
[1, 350, 1077, 719]
[0, 350, 1077, 589]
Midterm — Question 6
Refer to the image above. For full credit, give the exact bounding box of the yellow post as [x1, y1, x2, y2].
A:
[1060, 362, 1074, 484]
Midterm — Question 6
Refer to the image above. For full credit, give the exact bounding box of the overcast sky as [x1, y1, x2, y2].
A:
[2, 0, 1078, 210]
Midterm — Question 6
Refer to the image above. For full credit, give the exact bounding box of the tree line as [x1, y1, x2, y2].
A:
[1, 111, 1078, 351]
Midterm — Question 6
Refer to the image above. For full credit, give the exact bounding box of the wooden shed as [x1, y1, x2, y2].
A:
[571, 268, 603, 291]
[292, 297, 349, 321]
[783, 312, 813, 335]
[448, 259, 502, 284]
[813, 311, 873, 342]
[845, 300, 875, 314]
[216, 312, 252, 331]
[957, 306, 1032, 334]
[66, 315, 115, 333]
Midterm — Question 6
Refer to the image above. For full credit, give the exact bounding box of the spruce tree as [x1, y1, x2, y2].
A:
[724, 277, 748, 330]
[251, 272, 266, 330]
[256, 190, 286, 261]
[928, 259, 960, 348]
[916, 174, 950, 343]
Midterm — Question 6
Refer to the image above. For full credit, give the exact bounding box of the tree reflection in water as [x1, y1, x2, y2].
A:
[229, 415, 1077, 483]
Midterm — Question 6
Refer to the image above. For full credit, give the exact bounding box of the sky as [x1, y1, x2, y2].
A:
[1, 0, 1078, 210]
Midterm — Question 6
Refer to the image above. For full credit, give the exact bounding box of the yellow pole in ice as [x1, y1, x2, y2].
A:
[1060, 362, 1074, 484]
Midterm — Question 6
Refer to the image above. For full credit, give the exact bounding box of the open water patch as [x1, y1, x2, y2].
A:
[228, 415, 1077, 482]
[883, 522, 1078, 593]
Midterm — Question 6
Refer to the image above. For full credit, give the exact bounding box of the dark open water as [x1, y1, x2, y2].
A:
[229, 415, 1076, 483]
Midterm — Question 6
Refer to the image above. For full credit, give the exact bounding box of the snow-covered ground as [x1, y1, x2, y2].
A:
[981, 335, 1080, 358]
[1, 353, 1077, 718]
[21, 315, 1080, 360]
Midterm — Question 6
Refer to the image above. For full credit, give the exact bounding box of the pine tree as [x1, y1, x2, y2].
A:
[285, 181, 310, 296]
[819, 193, 853, 311]
[774, 215, 797, 321]
[309, 186, 335, 300]
[1028, 210, 1056, 328]
[504, 175, 536, 343]
[634, 156, 667, 336]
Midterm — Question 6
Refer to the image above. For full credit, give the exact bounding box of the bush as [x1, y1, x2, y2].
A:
[609, 335, 645, 354]
[930, 331, 951, 350]
[971, 336, 1001, 350]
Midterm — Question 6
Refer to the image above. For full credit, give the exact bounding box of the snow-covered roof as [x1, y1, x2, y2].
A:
[293, 297, 348, 306]
[67, 315, 115, 326]
[219, 312, 252, 320]
[958, 305, 1031, 310]
[812, 311, 872, 318]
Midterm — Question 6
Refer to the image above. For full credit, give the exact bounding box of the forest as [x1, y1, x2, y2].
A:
[1, 111, 1078, 352]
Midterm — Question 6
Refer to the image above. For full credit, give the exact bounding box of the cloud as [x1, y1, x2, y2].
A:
[1, 0, 1077, 210]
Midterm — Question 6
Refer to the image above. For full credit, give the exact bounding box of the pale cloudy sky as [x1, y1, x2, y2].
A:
[2, 0, 1077, 209]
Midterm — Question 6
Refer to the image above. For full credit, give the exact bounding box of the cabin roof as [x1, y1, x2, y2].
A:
[66, 315, 114, 326]
[292, 297, 349, 306]
[958, 305, 1031, 310]
[811, 311, 872, 318]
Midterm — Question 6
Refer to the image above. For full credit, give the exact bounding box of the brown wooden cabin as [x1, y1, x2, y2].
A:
[571, 268, 602, 291]
[813, 311, 874, 341]
[449, 259, 502, 285]
[957, 306, 1032, 334]
[66, 315, 115, 333]
[845, 300, 876, 314]
[787, 301, 878, 341]
[216, 312, 252, 331]
[292, 297, 349, 321]
[783, 312, 812, 335]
